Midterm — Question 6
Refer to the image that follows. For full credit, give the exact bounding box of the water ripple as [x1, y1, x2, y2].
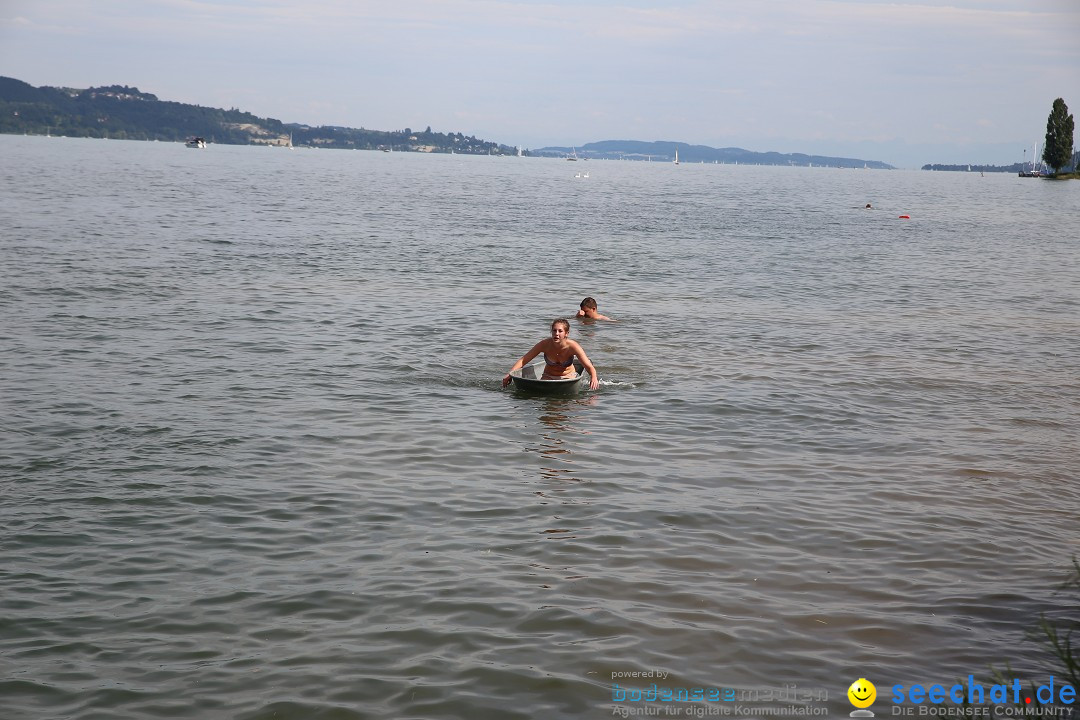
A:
[2, 137, 1078, 718]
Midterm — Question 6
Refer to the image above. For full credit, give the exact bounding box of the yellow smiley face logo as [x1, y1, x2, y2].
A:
[848, 678, 876, 708]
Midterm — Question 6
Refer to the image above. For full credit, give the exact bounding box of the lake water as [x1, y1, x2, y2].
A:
[2, 135, 1078, 720]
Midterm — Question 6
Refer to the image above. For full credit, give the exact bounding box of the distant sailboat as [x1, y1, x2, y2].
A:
[674, 148, 679, 165]
[1018, 142, 1044, 177]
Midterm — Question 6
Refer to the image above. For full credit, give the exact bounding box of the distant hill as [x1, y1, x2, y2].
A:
[535, 139, 895, 169]
[0, 76, 516, 154]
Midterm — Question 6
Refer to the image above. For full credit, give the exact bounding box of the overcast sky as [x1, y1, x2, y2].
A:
[2, 0, 1078, 167]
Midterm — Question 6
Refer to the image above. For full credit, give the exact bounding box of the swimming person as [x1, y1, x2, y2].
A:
[502, 318, 600, 390]
[575, 296, 616, 321]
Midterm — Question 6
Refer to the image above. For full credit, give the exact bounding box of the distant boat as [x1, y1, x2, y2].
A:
[1019, 142, 1045, 177]
[674, 148, 679, 165]
[567, 148, 578, 161]
[185, 136, 206, 149]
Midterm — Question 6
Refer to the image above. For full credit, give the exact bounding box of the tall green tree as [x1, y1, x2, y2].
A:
[1042, 97, 1075, 174]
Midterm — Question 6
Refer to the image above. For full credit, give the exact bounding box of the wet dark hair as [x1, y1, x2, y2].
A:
[551, 318, 571, 332]
[580, 297, 598, 310]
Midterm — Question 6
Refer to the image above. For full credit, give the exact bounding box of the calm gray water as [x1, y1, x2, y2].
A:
[2, 135, 1078, 719]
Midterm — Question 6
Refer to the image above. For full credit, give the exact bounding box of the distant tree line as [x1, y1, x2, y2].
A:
[921, 163, 1036, 173]
[0, 76, 517, 154]
[285, 122, 509, 154]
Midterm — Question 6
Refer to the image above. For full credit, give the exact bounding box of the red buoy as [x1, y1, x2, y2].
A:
[899, 215, 910, 219]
